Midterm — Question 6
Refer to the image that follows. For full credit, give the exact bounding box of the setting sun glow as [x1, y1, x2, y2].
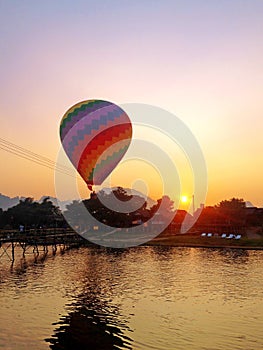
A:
[0, 1, 263, 208]
[181, 196, 188, 203]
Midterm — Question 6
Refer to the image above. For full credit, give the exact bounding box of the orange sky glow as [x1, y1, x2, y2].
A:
[1, 1, 263, 209]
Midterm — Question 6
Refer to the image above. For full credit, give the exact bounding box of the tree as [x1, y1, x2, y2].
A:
[217, 198, 246, 209]
[1, 197, 62, 229]
[150, 195, 175, 218]
[64, 187, 151, 229]
[0, 208, 3, 228]
[215, 198, 246, 225]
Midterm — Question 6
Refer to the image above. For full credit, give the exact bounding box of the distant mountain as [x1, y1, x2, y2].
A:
[0, 188, 156, 212]
[38, 196, 75, 212]
[245, 201, 256, 208]
[99, 187, 156, 208]
[1, 192, 258, 212]
[0, 193, 20, 210]
[39, 188, 156, 211]
[0, 193, 74, 212]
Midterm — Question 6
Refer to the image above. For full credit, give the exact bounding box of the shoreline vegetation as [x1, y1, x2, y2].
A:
[1, 188, 263, 251]
[1, 230, 263, 252]
[146, 234, 263, 250]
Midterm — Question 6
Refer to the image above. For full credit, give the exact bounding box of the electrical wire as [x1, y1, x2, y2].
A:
[0, 138, 78, 179]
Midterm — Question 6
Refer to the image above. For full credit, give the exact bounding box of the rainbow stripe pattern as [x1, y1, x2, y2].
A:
[60, 100, 132, 189]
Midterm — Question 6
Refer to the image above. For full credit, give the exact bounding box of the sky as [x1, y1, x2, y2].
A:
[0, 0, 263, 208]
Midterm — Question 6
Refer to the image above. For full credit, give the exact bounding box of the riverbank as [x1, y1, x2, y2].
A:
[146, 234, 263, 250]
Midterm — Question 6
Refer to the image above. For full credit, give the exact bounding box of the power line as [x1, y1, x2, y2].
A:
[0, 138, 74, 172]
[0, 145, 76, 178]
[0, 138, 78, 179]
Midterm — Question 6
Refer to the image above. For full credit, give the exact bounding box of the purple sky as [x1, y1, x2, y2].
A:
[0, 0, 263, 206]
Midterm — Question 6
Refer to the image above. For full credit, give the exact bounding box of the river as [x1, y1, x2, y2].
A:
[0, 245, 263, 349]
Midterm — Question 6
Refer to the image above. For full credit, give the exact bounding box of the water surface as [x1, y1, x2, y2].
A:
[0, 246, 263, 349]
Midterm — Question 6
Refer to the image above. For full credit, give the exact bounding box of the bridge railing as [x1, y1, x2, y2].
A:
[0, 228, 80, 242]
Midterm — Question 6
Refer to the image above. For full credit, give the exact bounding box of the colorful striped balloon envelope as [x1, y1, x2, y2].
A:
[60, 100, 132, 190]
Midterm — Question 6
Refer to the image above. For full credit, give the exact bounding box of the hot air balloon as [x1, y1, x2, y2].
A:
[60, 100, 132, 191]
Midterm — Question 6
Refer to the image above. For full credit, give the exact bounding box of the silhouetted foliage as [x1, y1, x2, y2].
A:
[65, 187, 151, 228]
[0, 197, 63, 229]
[217, 198, 246, 209]
[1, 192, 263, 232]
[150, 195, 174, 217]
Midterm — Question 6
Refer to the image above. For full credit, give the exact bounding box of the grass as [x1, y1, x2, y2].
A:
[146, 234, 263, 250]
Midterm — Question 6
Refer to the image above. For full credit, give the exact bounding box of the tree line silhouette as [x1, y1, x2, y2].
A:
[0, 188, 262, 232]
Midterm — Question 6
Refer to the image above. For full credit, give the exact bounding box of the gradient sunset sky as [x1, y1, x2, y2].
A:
[1, 0, 263, 207]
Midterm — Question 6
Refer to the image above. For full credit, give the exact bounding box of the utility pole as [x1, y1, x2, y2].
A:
[192, 194, 195, 215]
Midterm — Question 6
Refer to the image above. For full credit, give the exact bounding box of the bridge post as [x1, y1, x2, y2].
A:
[11, 242, 15, 262]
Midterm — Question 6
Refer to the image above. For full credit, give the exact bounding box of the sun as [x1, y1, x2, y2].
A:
[181, 195, 188, 203]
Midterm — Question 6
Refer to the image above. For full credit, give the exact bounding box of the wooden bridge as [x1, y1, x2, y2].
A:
[0, 228, 88, 263]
